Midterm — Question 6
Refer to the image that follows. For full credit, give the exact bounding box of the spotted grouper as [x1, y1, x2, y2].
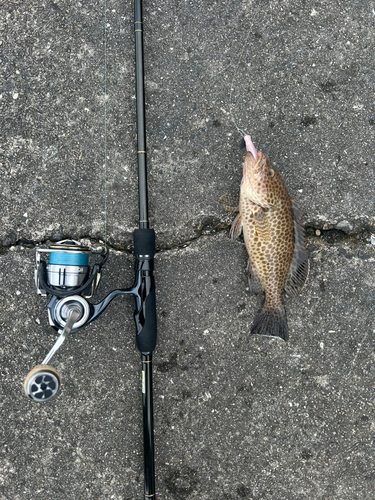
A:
[231, 135, 308, 341]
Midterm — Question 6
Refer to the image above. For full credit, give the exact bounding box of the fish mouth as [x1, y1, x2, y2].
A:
[244, 150, 262, 176]
[244, 135, 259, 163]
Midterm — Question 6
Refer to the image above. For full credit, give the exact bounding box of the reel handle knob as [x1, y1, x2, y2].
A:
[24, 365, 61, 402]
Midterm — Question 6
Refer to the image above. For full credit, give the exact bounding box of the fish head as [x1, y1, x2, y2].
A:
[241, 136, 282, 208]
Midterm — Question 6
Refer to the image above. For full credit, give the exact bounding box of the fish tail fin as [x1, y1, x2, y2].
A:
[251, 304, 288, 341]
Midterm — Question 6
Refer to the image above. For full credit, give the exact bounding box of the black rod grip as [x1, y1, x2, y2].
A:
[133, 228, 157, 354]
[135, 288, 157, 354]
[134, 228, 155, 257]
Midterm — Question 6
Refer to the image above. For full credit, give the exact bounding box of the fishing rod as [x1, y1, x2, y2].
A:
[23, 1, 157, 498]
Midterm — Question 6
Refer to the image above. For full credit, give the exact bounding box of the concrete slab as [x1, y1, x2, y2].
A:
[0, 1, 374, 499]
[1, 0, 374, 249]
[1, 234, 375, 499]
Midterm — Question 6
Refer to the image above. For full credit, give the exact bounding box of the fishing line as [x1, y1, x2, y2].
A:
[228, 39, 250, 137]
[227, 1, 258, 138]
[103, 0, 108, 246]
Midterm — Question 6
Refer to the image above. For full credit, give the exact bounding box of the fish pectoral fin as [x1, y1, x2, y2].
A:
[219, 194, 239, 213]
[230, 213, 243, 240]
[284, 200, 309, 297]
[246, 258, 264, 295]
[253, 208, 271, 242]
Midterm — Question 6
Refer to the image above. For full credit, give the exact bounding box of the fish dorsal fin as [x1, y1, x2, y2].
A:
[230, 213, 243, 240]
[284, 200, 309, 297]
[253, 208, 271, 242]
[219, 194, 239, 213]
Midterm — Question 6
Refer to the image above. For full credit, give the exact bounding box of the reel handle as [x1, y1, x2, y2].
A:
[42, 304, 81, 365]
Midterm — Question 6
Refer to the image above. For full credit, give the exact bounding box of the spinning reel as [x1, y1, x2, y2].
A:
[24, 233, 156, 403]
[24, 239, 107, 402]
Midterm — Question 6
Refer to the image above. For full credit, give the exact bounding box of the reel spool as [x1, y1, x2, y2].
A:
[35, 239, 107, 299]
[46, 241, 90, 288]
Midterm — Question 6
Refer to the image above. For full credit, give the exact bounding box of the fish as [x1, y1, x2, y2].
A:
[230, 135, 308, 341]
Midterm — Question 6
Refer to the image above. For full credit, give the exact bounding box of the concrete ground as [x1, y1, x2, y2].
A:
[1, 1, 374, 499]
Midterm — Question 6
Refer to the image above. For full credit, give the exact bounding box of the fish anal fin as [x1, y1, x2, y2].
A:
[230, 213, 243, 240]
[284, 200, 309, 297]
[246, 258, 264, 295]
[220, 194, 239, 213]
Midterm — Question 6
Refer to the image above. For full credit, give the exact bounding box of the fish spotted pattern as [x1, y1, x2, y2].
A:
[230, 135, 308, 340]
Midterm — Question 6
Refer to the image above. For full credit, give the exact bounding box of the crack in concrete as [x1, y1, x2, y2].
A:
[0, 222, 373, 257]
[304, 226, 372, 246]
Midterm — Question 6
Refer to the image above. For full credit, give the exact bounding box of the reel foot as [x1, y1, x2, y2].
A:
[24, 365, 61, 402]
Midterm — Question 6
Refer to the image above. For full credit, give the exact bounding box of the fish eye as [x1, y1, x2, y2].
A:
[268, 168, 275, 177]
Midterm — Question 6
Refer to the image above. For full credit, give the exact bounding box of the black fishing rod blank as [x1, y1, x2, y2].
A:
[134, 0, 157, 497]
[23, 1, 158, 498]
[135, 0, 148, 231]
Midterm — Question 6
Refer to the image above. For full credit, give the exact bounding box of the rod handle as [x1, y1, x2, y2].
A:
[133, 229, 157, 353]
[135, 288, 157, 354]
[134, 228, 155, 257]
